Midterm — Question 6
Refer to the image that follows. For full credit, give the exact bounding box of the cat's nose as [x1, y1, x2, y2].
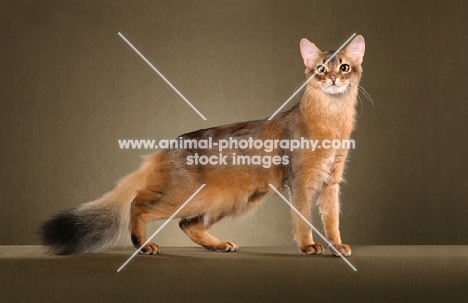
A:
[330, 75, 337, 83]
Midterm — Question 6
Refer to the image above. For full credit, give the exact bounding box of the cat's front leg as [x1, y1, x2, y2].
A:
[179, 215, 238, 252]
[317, 149, 351, 257]
[317, 183, 351, 256]
[289, 178, 323, 255]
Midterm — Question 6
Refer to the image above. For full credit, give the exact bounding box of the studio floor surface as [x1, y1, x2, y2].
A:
[0, 245, 467, 302]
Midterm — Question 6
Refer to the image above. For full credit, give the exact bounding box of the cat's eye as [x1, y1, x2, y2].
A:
[340, 64, 350, 72]
[317, 65, 326, 73]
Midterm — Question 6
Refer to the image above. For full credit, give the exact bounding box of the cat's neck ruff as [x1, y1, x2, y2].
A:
[301, 85, 357, 114]
[299, 85, 358, 135]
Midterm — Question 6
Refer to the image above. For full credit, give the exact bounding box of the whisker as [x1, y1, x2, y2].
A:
[294, 79, 308, 93]
[357, 85, 375, 109]
[356, 92, 363, 117]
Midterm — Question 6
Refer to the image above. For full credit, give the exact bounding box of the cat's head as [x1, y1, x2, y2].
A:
[300, 35, 365, 95]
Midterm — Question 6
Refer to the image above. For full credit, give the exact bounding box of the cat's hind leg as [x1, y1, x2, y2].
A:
[179, 215, 238, 252]
[129, 189, 166, 255]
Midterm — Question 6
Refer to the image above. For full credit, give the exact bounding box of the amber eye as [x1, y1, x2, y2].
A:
[317, 65, 326, 73]
[340, 64, 350, 72]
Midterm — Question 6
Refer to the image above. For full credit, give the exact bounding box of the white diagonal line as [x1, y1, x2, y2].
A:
[268, 33, 357, 120]
[269, 184, 357, 272]
[117, 184, 206, 272]
[118, 32, 207, 121]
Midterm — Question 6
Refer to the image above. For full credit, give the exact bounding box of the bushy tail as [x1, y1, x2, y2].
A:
[40, 165, 148, 255]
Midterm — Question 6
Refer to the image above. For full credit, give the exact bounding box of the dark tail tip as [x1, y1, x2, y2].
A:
[40, 210, 86, 255]
[40, 205, 119, 255]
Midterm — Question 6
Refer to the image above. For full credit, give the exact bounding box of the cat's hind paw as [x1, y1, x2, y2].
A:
[137, 242, 160, 255]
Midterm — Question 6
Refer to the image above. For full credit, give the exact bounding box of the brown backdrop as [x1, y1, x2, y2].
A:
[1, 0, 467, 246]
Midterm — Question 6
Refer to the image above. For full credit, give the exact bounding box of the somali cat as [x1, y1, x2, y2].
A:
[41, 35, 365, 256]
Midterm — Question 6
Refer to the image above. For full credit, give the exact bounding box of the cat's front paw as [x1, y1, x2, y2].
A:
[329, 244, 351, 257]
[203, 240, 238, 252]
[300, 243, 323, 255]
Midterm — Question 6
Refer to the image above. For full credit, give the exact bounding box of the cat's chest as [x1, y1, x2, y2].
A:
[297, 122, 351, 142]
[303, 112, 354, 140]
[287, 145, 338, 186]
[297, 101, 356, 139]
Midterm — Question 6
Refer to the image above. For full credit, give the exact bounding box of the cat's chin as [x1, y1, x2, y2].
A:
[320, 85, 348, 95]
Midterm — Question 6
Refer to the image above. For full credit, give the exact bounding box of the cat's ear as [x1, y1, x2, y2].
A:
[344, 35, 365, 65]
[300, 38, 322, 69]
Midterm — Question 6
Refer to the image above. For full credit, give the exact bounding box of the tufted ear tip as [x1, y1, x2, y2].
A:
[354, 35, 365, 44]
[300, 38, 322, 69]
[345, 35, 365, 65]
